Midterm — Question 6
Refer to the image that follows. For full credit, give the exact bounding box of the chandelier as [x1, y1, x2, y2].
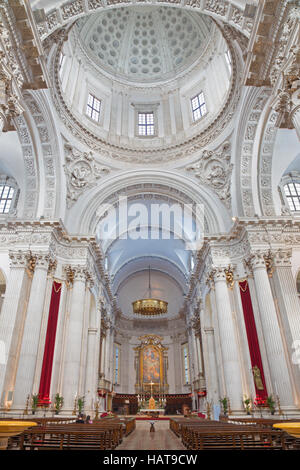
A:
[132, 266, 168, 316]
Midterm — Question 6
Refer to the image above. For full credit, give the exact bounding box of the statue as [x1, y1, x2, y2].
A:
[252, 365, 264, 390]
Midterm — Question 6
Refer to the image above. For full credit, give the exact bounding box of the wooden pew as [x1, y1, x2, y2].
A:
[170, 417, 288, 450]
[18, 418, 135, 451]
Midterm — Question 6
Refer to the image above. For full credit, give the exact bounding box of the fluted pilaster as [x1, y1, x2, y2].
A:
[248, 251, 295, 406]
[0, 251, 31, 407]
[204, 327, 219, 404]
[213, 267, 243, 410]
[62, 266, 88, 409]
[13, 253, 50, 408]
[272, 249, 300, 404]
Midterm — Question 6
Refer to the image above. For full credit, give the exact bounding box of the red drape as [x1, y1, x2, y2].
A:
[239, 280, 267, 399]
[38, 281, 62, 405]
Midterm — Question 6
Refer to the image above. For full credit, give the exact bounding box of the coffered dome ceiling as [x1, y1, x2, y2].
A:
[54, 4, 236, 164]
[78, 6, 213, 83]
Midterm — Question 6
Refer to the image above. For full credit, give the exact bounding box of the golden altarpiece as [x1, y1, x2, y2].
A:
[134, 335, 169, 396]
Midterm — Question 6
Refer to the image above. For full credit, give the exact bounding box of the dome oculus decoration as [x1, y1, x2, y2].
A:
[79, 5, 213, 83]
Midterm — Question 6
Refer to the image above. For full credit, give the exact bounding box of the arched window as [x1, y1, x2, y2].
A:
[283, 181, 300, 212]
[0, 175, 19, 216]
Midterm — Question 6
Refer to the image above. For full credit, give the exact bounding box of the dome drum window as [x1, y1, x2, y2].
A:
[133, 103, 159, 138]
[191, 92, 207, 122]
[86, 93, 101, 122]
[138, 112, 154, 136]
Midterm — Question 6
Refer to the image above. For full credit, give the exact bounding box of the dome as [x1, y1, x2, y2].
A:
[78, 5, 213, 84]
[56, 4, 233, 161]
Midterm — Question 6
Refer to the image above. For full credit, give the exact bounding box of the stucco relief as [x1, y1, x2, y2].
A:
[186, 141, 233, 208]
[24, 92, 58, 219]
[64, 143, 110, 208]
[239, 89, 271, 217]
[258, 111, 278, 217]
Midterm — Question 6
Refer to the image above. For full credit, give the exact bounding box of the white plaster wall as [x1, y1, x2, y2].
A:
[116, 332, 188, 395]
[117, 270, 183, 316]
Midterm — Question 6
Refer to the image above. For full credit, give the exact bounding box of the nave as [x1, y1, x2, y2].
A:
[117, 420, 185, 451]
[2, 415, 300, 451]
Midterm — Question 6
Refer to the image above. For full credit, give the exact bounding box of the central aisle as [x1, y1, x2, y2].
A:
[118, 420, 185, 450]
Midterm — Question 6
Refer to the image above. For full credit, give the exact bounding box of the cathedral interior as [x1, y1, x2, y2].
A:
[0, 0, 300, 452]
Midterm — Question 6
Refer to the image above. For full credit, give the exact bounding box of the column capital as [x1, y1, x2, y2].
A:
[214, 267, 226, 282]
[9, 250, 29, 268]
[63, 264, 89, 287]
[73, 265, 88, 282]
[32, 252, 50, 270]
[245, 251, 266, 271]
[246, 250, 274, 277]
[47, 258, 57, 277]
[272, 248, 292, 267]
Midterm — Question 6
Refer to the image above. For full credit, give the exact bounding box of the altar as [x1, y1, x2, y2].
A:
[138, 409, 165, 416]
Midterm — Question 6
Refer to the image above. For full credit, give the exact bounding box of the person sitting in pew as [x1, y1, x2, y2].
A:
[75, 414, 85, 423]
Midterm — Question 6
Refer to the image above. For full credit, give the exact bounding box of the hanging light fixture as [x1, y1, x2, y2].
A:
[132, 266, 168, 316]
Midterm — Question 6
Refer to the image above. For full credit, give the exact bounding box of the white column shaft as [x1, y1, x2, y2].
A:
[13, 262, 49, 407]
[252, 265, 294, 405]
[204, 328, 220, 404]
[214, 277, 243, 409]
[0, 257, 29, 407]
[62, 274, 86, 409]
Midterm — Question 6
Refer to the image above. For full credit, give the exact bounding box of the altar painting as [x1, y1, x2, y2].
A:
[142, 346, 160, 384]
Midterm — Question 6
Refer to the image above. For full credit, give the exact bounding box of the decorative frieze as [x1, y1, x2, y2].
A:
[38, 0, 252, 41]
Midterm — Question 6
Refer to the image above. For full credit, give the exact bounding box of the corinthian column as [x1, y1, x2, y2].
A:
[213, 268, 243, 411]
[84, 302, 101, 412]
[104, 323, 113, 383]
[13, 253, 49, 408]
[204, 327, 219, 404]
[0, 252, 31, 408]
[62, 266, 87, 410]
[249, 252, 295, 407]
[271, 249, 300, 404]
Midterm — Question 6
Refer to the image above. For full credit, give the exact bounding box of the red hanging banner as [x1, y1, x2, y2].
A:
[239, 280, 268, 399]
[38, 281, 62, 405]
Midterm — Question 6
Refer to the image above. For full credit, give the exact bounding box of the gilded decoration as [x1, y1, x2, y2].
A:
[134, 335, 168, 395]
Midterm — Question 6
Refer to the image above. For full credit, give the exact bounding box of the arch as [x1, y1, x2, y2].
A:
[65, 169, 232, 235]
[113, 257, 188, 295]
[22, 91, 63, 219]
[14, 112, 40, 219]
[234, 86, 271, 217]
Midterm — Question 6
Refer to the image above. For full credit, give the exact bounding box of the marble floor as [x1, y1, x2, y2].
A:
[118, 420, 185, 450]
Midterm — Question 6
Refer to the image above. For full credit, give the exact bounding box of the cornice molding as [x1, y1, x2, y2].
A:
[36, 0, 253, 41]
